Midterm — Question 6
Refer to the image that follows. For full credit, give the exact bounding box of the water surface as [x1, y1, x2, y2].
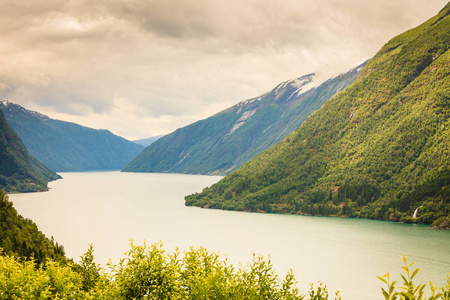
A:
[10, 172, 450, 299]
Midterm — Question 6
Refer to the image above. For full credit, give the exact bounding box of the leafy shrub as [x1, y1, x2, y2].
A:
[378, 256, 450, 300]
[1, 243, 449, 299]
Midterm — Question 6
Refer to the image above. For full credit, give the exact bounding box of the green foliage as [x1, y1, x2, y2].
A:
[0, 254, 86, 299]
[0, 101, 143, 172]
[0, 189, 66, 264]
[1, 242, 449, 300]
[432, 217, 450, 229]
[0, 241, 327, 300]
[308, 282, 341, 300]
[185, 4, 450, 227]
[378, 256, 450, 300]
[78, 244, 101, 292]
[123, 63, 365, 175]
[111, 241, 181, 299]
[110, 241, 305, 299]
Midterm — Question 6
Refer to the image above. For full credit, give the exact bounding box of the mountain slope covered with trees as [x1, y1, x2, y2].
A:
[186, 3, 450, 228]
[124, 63, 366, 175]
[0, 189, 66, 263]
[0, 111, 60, 192]
[0, 101, 143, 172]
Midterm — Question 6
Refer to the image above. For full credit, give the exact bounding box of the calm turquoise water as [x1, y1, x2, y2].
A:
[10, 172, 450, 299]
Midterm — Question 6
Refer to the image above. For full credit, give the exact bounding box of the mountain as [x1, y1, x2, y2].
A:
[0, 101, 144, 172]
[0, 189, 66, 263]
[185, 3, 450, 228]
[133, 135, 165, 147]
[0, 110, 61, 192]
[123, 62, 366, 175]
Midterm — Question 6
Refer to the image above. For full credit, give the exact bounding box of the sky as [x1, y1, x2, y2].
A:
[0, 0, 448, 140]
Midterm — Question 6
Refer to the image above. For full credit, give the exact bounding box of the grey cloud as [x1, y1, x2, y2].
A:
[90, 0, 433, 52]
[67, 0, 314, 51]
[0, 0, 448, 138]
[119, 0, 218, 38]
[0, 1, 63, 33]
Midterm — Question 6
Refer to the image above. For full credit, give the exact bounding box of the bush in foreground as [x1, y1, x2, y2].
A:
[1, 242, 449, 299]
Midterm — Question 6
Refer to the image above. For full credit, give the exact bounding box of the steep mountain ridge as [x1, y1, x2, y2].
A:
[185, 3, 450, 227]
[123, 62, 366, 175]
[0, 110, 60, 192]
[0, 101, 143, 172]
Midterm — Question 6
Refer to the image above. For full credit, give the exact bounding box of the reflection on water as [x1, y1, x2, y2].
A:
[10, 172, 450, 300]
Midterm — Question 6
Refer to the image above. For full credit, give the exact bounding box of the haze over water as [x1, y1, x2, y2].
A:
[10, 172, 450, 300]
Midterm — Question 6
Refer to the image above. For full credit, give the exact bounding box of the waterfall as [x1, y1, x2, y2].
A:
[412, 206, 422, 218]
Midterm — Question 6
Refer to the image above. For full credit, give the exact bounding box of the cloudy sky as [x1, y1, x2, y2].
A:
[0, 0, 447, 139]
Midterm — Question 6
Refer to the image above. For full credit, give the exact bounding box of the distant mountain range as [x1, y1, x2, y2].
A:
[0, 110, 60, 192]
[186, 3, 450, 228]
[0, 101, 143, 172]
[133, 135, 164, 147]
[123, 61, 367, 175]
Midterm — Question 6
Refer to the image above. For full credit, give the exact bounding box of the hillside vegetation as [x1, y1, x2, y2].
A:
[0, 101, 143, 172]
[0, 111, 60, 192]
[123, 62, 365, 175]
[186, 4, 450, 228]
[0, 189, 66, 264]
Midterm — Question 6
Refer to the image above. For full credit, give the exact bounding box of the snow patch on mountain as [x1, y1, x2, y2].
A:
[227, 122, 245, 135]
[0, 100, 49, 120]
[227, 108, 257, 135]
[294, 78, 316, 94]
[236, 94, 265, 109]
[274, 74, 315, 101]
[290, 74, 315, 90]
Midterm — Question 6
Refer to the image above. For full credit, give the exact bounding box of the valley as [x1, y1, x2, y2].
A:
[0, 2, 449, 299]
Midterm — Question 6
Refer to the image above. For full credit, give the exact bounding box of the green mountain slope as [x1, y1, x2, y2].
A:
[0, 111, 60, 192]
[0, 101, 143, 172]
[0, 189, 66, 263]
[185, 3, 450, 228]
[123, 62, 366, 175]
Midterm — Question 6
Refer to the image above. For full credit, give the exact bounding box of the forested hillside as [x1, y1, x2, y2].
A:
[123, 62, 365, 175]
[0, 189, 66, 264]
[0, 111, 60, 193]
[0, 101, 143, 172]
[186, 3, 450, 228]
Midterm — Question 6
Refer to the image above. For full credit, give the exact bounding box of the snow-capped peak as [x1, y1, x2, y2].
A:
[1, 100, 11, 107]
[0, 100, 49, 120]
[274, 73, 313, 94]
